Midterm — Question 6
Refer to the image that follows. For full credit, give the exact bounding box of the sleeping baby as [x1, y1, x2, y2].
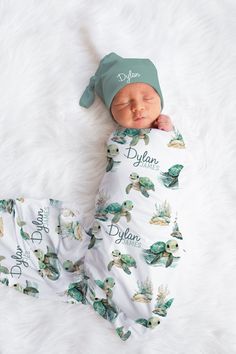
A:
[0, 52, 187, 342]
[79, 52, 188, 341]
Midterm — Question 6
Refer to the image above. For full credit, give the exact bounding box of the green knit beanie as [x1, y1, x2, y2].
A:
[79, 52, 164, 110]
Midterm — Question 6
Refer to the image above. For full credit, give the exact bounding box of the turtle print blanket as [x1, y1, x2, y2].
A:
[83, 126, 188, 340]
[0, 126, 188, 341]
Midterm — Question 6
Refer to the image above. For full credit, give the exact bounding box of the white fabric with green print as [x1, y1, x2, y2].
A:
[83, 126, 189, 340]
[0, 127, 189, 341]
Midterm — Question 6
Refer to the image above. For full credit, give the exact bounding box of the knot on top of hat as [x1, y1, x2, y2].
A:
[79, 75, 96, 108]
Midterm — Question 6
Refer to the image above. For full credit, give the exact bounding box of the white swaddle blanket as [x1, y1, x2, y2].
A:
[83, 126, 189, 340]
[0, 126, 189, 342]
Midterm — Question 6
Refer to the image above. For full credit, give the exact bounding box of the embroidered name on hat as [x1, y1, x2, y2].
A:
[117, 70, 141, 84]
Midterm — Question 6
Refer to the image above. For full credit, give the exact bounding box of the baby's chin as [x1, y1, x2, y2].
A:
[122, 118, 156, 129]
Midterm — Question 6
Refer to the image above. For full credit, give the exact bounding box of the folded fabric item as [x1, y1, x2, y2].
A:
[0, 198, 89, 304]
[83, 126, 189, 340]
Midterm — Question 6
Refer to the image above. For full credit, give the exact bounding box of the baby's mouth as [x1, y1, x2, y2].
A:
[134, 116, 145, 121]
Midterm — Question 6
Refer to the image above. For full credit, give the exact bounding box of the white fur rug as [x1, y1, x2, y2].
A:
[0, 0, 235, 353]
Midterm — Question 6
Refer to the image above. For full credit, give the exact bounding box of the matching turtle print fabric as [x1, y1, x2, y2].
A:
[83, 126, 188, 340]
[0, 127, 188, 341]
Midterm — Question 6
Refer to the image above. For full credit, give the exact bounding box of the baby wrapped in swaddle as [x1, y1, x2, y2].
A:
[83, 126, 187, 340]
[79, 52, 189, 340]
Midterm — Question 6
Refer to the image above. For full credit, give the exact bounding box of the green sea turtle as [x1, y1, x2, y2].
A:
[108, 250, 137, 275]
[159, 164, 184, 188]
[106, 144, 121, 172]
[0, 256, 9, 275]
[116, 326, 131, 341]
[66, 280, 88, 304]
[123, 128, 151, 146]
[143, 240, 180, 268]
[126, 172, 155, 197]
[63, 259, 83, 273]
[0, 199, 14, 214]
[96, 200, 134, 223]
[0, 278, 9, 286]
[86, 221, 103, 249]
[13, 281, 39, 297]
[34, 247, 60, 281]
[135, 316, 160, 328]
[93, 297, 118, 321]
[95, 277, 115, 298]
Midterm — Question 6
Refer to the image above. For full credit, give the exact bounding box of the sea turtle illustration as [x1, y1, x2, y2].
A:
[126, 172, 155, 197]
[95, 277, 115, 298]
[159, 164, 184, 188]
[86, 221, 103, 249]
[56, 221, 82, 240]
[63, 259, 84, 273]
[108, 250, 137, 275]
[96, 200, 134, 223]
[34, 247, 60, 281]
[123, 128, 151, 146]
[93, 297, 118, 321]
[135, 316, 160, 328]
[66, 280, 88, 304]
[0, 278, 9, 286]
[13, 280, 39, 297]
[0, 256, 9, 275]
[116, 326, 131, 341]
[106, 144, 121, 172]
[0, 199, 14, 214]
[153, 298, 174, 317]
[143, 240, 180, 268]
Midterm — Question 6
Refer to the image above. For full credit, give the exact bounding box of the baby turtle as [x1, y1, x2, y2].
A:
[108, 250, 137, 275]
[143, 240, 179, 268]
[159, 164, 183, 188]
[13, 281, 39, 297]
[86, 221, 103, 249]
[0, 256, 9, 275]
[93, 297, 118, 322]
[104, 200, 134, 223]
[66, 280, 87, 304]
[116, 326, 131, 341]
[95, 277, 115, 298]
[0, 199, 14, 214]
[135, 316, 160, 329]
[63, 259, 83, 273]
[123, 128, 151, 146]
[34, 248, 60, 281]
[126, 172, 155, 197]
[106, 144, 121, 172]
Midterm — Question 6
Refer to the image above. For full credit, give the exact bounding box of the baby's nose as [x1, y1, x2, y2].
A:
[131, 102, 144, 113]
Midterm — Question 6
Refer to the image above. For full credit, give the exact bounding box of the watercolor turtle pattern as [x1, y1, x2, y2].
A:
[34, 247, 60, 281]
[0, 199, 14, 214]
[95, 200, 134, 223]
[66, 279, 88, 304]
[63, 259, 84, 273]
[106, 144, 121, 172]
[126, 172, 155, 198]
[93, 297, 118, 322]
[158, 164, 184, 188]
[108, 250, 137, 275]
[116, 326, 131, 341]
[143, 240, 180, 268]
[0, 256, 9, 275]
[135, 316, 160, 329]
[86, 221, 103, 249]
[111, 128, 151, 146]
[13, 280, 39, 297]
[95, 277, 115, 298]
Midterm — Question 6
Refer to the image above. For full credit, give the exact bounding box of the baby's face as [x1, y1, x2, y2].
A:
[110, 83, 161, 128]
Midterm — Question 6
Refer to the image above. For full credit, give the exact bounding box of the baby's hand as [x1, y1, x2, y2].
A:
[152, 114, 174, 131]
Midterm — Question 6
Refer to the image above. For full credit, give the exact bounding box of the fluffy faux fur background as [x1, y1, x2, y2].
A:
[0, 0, 235, 353]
